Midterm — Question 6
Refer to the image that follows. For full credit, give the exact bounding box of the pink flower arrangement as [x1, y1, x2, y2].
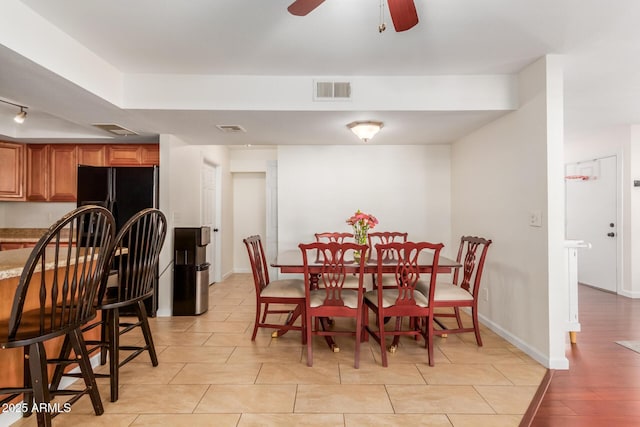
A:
[346, 210, 378, 245]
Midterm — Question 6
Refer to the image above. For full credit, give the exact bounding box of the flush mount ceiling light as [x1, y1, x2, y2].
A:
[0, 99, 28, 124]
[347, 121, 384, 142]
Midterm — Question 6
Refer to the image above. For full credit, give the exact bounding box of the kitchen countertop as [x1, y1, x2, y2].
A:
[0, 247, 39, 280]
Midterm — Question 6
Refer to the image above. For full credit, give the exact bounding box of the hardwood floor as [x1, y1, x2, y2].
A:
[530, 284, 640, 426]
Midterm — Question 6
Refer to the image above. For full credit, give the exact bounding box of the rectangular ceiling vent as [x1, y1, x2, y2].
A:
[216, 124, 246, 133]
[313, 80, 352, 101]
[92, 123, 138, 136]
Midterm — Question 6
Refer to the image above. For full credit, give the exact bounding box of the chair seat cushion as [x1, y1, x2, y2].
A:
[309, 289, 360, 308]
[364, 288, 429, 308]
[261, 279, 305, 298]
[415, 281, 474, 302]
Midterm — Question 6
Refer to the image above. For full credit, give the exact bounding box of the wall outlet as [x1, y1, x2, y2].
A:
[529, 210, 542, 227]
[482, 288, 489, 302]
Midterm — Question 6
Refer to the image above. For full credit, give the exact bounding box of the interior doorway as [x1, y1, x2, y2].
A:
[233, 172, 267, 272]
[565, 155, 618, 293]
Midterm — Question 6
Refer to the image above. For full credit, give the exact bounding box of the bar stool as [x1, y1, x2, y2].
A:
[0, 206, 116, 426]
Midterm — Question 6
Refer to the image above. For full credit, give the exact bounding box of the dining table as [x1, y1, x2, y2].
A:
[270, 248, 462, 344]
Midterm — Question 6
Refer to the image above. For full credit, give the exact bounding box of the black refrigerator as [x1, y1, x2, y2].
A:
[76, 165, 160, 316]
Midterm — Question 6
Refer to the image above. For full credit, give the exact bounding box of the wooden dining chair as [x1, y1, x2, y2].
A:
[299, 241, 368, 368]
[417, 235, 492, 346]
[367, 231, 408, 286]
[52, 208, 168, 403]
[0, 205, 116, 426]
[244, 235, 306, 342]
[364, 241, 444, 367]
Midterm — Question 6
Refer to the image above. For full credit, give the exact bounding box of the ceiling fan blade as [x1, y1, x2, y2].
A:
[387, 0, 419, 32]
[287, 0, 326, 16]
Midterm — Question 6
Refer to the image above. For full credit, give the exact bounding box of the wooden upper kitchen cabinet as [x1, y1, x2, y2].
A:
[0, 141, 25, 200]
[106, 144, 159, 166]
[27, 144, 78, 201]
[26, 144, 49, 201]
[78, 144, 106, 166]
[49, 145, 78, 201]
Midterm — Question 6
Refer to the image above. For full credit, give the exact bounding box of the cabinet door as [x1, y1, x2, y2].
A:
[141, 144, 160, 165]
[49, 145, 78, 201]
[0, 141, 25, 200]
[78, 145, 106, 166]
[107, 145, 142, 165]
[26, 144, 49, 201]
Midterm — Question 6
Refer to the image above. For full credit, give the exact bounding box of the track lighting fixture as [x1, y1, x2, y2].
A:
[14, 107, 27, 124]
[0, 99, 28, 124]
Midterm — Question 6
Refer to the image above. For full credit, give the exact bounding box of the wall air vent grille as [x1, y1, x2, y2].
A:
[92, 123, 138, 136]
[216, 125, 246, 133]
[313, 80, 352, 101]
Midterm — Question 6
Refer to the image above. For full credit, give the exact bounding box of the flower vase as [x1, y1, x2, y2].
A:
[353, 228, 368, 263]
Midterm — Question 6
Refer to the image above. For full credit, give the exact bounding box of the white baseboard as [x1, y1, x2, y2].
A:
[477, 312, 569, 370]
[0, 352, 103, 426]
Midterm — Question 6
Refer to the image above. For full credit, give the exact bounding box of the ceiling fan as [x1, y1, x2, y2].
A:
[287, 0, 419, 32]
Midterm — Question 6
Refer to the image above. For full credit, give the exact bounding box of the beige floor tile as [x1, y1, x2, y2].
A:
[94, 361, 184, 385]
[474, 385, 538, 414]
[448, 414, 522, 427]
[239, 413, 344, 426]
[345, 413, 453, 426]
[157, 345, 234, 363]
[192, 309, 233, 321]
[369, 338, 451, 366]
[226, 345, 303, 364]
[439, 346, 527, 365]
[149, 330, 212, 346]
[339, 362, 427, 384]
[418, 363, 512, 385]
[148, 317, 196, 332]
[295, 385, 393, 413]
[12, 414, 138, 427]
[186, 320, 251, 333]
[131, 413, 240, 426]
[103, 384, 209, 414]
[171, 362, 261, 384]
[493, 363, 547, 385]
[256, 361, 340, 384]
[203, 332, 273, 347]
[195, 385, 296, 413]
[386, 385, 494, 414]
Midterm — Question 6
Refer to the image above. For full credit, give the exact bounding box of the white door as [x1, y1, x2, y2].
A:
[565, 156, 617, 292]
[202, 162, 217, 283]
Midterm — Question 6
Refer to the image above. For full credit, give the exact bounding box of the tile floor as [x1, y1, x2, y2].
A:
[12, 273, 545, 426]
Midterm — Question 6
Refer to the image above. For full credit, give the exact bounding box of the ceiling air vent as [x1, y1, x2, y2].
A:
[92, 123, 138, 136]
[216, 124, 246, 133]
[313, 80, 352, 101]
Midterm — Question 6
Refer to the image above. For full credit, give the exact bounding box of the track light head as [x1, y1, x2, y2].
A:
[14, 107, 27, 124]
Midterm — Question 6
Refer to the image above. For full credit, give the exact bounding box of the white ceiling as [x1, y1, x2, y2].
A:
[1, 0, 640, 146]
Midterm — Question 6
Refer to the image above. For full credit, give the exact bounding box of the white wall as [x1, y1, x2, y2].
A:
[277, 144, 452, 255]
[451, 56, 567, 369]
[233, 172, 266, 272]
